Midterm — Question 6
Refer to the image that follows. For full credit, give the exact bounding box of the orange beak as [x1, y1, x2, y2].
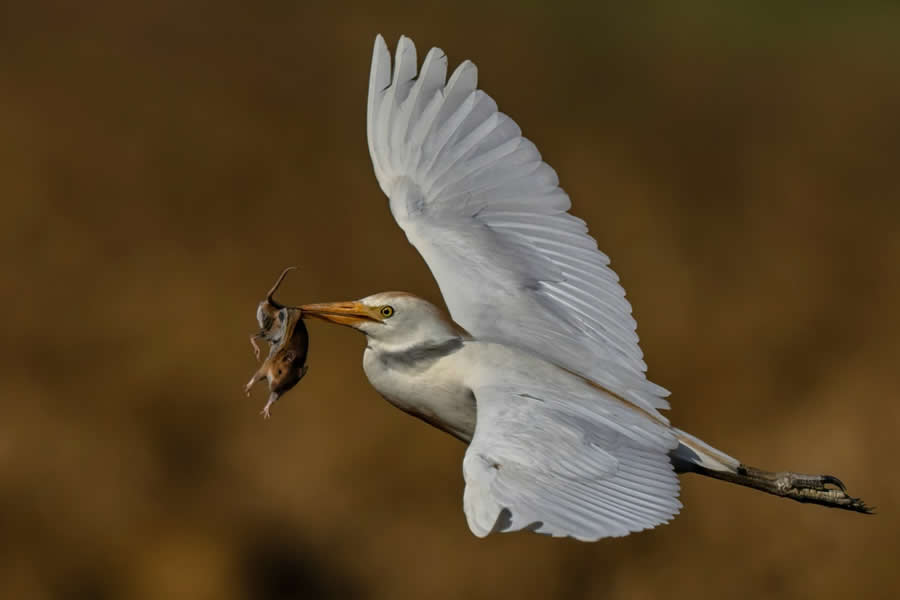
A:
[299, 301, 382, 328]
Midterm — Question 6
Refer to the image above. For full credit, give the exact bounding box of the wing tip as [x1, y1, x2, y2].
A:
[422, 45, 448, 67]
[395, 34, 417, 60]
[373, 33, 388, 59]
[457, 59, 478, 77]
[370, 34, 391, 81]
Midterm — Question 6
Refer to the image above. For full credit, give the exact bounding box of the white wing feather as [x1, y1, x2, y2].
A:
[463, 384, 680, 540]
[367, 35, 671, 418]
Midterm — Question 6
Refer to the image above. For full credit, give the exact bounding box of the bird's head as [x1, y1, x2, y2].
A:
[300, 292, 466, 351]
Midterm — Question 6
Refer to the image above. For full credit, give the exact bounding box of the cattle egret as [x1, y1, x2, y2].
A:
[297, 35, 870, 540]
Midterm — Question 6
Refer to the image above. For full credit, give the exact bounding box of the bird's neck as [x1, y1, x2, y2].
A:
[366, 336, 465, 371]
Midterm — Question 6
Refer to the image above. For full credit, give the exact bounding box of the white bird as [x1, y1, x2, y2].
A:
[296, 35, 869, 541]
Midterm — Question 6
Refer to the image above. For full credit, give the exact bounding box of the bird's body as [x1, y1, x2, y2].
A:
[363, 325, 635, 445]
[362, 316, 662, 446]
[291, 35, 870, 541]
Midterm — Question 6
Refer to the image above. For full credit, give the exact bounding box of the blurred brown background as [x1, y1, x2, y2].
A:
[2, 2, 899, 599]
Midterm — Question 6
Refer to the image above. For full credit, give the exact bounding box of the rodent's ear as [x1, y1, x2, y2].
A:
[281, 350, 296, 362]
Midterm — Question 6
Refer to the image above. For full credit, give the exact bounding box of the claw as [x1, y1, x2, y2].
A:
[782, 473, 873, 514]
[821, 475, 847, 492]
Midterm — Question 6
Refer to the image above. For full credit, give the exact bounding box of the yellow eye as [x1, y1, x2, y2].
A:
[380, 305, 394, 318]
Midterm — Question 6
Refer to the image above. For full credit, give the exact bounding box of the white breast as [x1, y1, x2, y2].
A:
[362, 341, 476, 441]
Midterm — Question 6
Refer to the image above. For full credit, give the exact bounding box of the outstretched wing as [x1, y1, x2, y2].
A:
[463, 384, 680, 540]
[367, 35, 670, 416]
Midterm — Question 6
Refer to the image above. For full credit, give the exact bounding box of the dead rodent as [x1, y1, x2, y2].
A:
[245, 267, 310, 418]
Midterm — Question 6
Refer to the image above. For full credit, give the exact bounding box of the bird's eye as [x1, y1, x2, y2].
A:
[380, 305, 395, 318]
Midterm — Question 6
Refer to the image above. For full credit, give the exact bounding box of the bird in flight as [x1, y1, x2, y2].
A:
[292, 35, 870, 540]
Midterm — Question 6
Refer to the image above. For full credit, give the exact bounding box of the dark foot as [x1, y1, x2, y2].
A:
[775, 472, 873, 514]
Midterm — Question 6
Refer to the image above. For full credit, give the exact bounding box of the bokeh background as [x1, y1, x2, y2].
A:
[3, 2, 899, 599]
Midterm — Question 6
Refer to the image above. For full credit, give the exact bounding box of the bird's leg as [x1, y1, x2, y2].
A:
[691, 464, 873, 513]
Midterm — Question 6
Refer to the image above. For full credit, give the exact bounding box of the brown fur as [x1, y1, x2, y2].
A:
[245, 268, 310, 418]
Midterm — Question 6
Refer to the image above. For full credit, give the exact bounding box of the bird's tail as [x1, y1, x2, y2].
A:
[669, 428, 873, 514]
